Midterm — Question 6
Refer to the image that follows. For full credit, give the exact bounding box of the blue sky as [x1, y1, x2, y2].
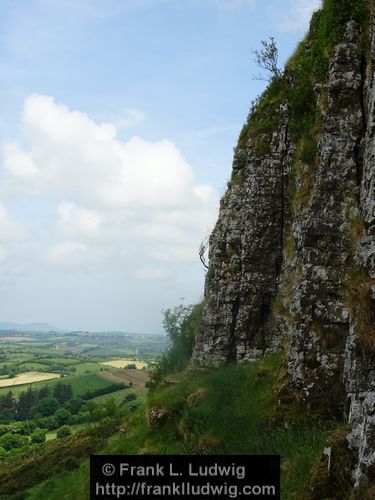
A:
[0, 0, 320, 332]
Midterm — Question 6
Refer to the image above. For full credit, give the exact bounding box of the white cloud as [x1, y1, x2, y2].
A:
[1, 94, 218, 274]
[57, 202, 103, 239]
[46, 241, 114, 271]
[3, 94, 213, 210]
[2, 141, 40, 179]
[149, 245, 200, 263]
[47, 241, 86, 267]
[0, 203, 29, 242]
[0, 246, 7, 265]
[279, 0, 321, 33]
[0, 203, 29, 266]
[133, 267, 169, 281]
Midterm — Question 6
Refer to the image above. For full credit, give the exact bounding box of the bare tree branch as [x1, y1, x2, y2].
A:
[199, 237, 209, 270]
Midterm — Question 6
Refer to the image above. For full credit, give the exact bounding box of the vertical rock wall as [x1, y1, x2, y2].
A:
[286, 21, 364, 416]
[193, 13, 375, 488]
[192, 115, 293, 365]
[344, 23, 375, 487]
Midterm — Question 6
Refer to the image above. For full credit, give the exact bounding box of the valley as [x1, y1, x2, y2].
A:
[0, 328, 167, 470]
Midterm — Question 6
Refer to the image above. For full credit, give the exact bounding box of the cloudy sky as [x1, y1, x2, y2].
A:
[0, 0, 320, 333]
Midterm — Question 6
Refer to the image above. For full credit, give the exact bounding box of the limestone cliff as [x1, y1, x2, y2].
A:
[193, 0, 375, 491]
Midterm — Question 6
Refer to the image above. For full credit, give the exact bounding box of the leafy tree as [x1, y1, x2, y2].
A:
[53, 382, 63, 403]
[54, 408, 71, 426]
[7, 368, 18, 379]
[64, 397, 84, 415]
[35, 397, 59, 417]
[162, 304, 193, 341]
[37, 386, 51, 401]
[31, 430, 46, 444]
[104, 399, 117, 417]
[0, 409, 14, 424]
[17, 387, 35, 420]
[20, 421, 37, 435]
[0, 425, 10, 436]
[81, 383, 124, 400]
[151, 302, 204, 384]
[36, 416, 57, 431]
[0, 391, 15, 422]
[0, 432, 28, 451]
[87, 401, 106, 423]
[56, 425, 71, 439]
[63, 383, 73, 401]
[53, 382, 73, 404]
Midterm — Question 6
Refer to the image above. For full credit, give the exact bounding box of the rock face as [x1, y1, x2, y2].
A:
[192, 120, 292, 365]
[287, 21, 363, 416]
[343, 22, 375, 487]
[193, 7, 375, 490]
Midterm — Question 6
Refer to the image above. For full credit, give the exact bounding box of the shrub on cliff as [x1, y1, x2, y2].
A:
[151, 302, 203, 385]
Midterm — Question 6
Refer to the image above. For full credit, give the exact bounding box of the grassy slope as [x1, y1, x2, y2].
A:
[27, 354, 340, 499]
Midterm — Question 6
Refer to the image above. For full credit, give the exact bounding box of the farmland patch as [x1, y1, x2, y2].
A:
[100, 359, 147, 369]
[0, 371, 60, 387]
[99, 369, 149, 391]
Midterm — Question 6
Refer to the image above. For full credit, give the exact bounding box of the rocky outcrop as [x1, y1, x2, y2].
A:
[193, 5, 375, 490]
[192, 113, 293, 365]
[286, 20, 363, 416]
[148, 408, 168, 428]
[343, 22, 375, 488]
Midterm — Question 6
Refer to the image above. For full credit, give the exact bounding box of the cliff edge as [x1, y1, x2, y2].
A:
[193, 0, 375, 491]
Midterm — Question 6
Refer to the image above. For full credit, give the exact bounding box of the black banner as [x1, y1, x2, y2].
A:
[90, 455, 280, 499]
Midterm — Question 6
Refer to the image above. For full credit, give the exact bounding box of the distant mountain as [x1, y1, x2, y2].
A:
[0, 322, 63, 332]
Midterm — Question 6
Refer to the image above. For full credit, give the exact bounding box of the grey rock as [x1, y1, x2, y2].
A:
[193, 112, 292, 366]
[148, 408, 168, 428]
[193, 20, 375, 488]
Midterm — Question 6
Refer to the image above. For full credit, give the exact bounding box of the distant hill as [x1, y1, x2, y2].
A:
[0, 322, 63, 332]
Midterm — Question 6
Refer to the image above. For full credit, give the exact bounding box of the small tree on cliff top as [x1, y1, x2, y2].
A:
[252, 37, 282, 82]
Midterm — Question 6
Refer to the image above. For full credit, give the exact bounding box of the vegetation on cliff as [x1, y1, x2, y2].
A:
[238, 0, 369, 159]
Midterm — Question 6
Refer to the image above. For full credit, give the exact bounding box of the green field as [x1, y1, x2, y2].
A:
[67, 373, 116, 396]
[86, 347, 136, 357]
[91, 386, 146, 405]
[67, 362, 106, 375]
[0, 330, 165, 400]
[18, 362, 54, 371]
[33, 357, 81, 364]
[0, 372, 115, 397]
[1, 353, 33, 362]
[0, 330, 165, 374]
[0, 362, 17, 369]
